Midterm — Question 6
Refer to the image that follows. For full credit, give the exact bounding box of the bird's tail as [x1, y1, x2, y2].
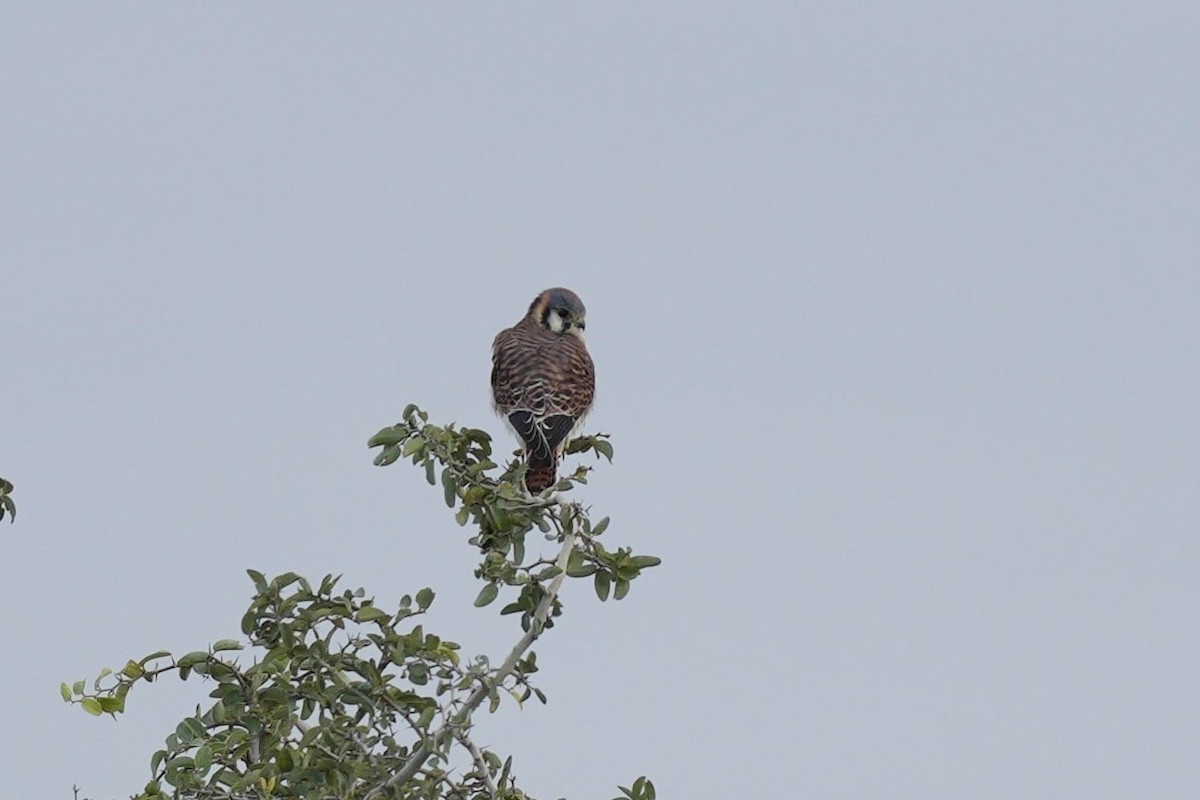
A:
[508, 410, 573, 494]
[524, 450, 558, 493]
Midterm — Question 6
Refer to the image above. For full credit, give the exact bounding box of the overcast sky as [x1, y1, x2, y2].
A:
[3, 4, 1198, 799]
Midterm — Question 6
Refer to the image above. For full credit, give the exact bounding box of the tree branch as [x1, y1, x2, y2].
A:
[364, 520, 577, 799]
[455, 730, 498, 799]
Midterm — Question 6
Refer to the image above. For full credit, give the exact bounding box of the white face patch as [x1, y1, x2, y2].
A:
[546, 309, 565, 333]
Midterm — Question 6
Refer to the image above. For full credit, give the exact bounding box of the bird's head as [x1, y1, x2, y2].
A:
[529, 287, 587, 338]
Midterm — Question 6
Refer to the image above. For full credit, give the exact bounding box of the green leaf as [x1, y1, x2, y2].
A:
[176, 719, 196, 744]
[441, 469, 457, 507]
[246, 570, 267, 592]
[121, 660, 144, 679]
[212, 639, 242, 652]
[59, 683, 72, 702]
[176, 651, 208, 669]
[271, 571, 302, 590]
[367, 426, 406, 448]
[355, 606, 390, 623]
[415, 587, 435, 611]
[186, 717, 205, 740]
[594, 571, 611, 602]
[417, 705, 436, 729]
[594, 439, 614, 462]
[613, 578, 631, 600]
[591, 516, 610, 537]
[373, 444, 402, 466]
[566, 561, 597, 578]
[194, 745, 213, 771]
[98, 696, 124, 714]
[165, 755, 195, 774]
[72, 680, 85, 696]
[139, 650, 172, 666]
[319, 573, 341, 595]
[628, 555, 662, 569]
[80, 697, 103, 716]
[474, 583, 499, 607]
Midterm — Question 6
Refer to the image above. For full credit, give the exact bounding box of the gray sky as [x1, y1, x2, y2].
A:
[3, 4, 1198, 798]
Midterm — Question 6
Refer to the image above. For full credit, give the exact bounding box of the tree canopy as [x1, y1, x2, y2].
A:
[65, 405, 659, 800]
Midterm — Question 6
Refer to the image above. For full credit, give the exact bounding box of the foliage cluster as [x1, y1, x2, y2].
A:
[0, 475, 14, 522]
[65, 406, 658, 800]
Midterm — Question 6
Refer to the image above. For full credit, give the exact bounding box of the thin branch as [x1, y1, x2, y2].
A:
[455, 730, 498, 799]
[364, 520, 577, 799]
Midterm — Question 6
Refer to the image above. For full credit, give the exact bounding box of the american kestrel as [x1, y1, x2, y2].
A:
[491, 287, 596, 493]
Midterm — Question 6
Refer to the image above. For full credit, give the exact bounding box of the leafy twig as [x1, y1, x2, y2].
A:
[365, 521, 577, 799]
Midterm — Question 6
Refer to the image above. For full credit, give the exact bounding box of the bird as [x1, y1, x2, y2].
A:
[491, 287, 596, 493]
